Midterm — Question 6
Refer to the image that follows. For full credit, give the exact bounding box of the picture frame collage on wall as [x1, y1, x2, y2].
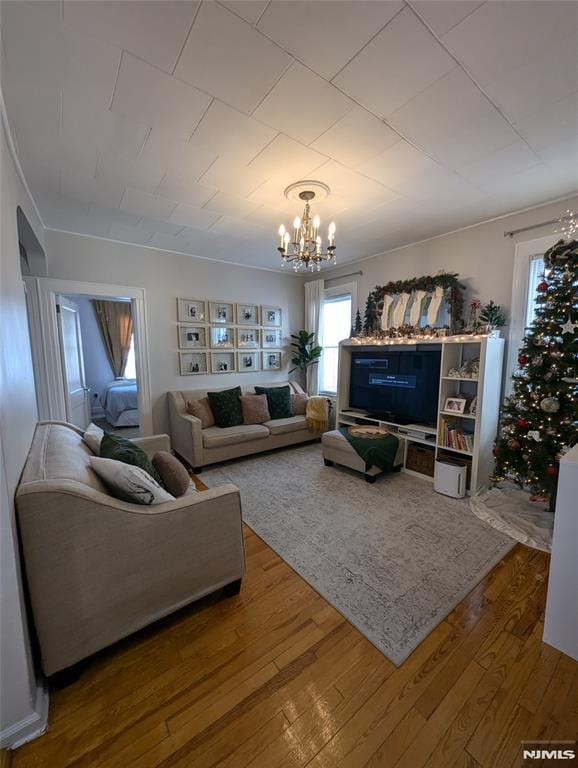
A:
[177, 299, 284, 375]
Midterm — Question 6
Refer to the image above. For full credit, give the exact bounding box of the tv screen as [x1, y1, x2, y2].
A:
[349, 347, 441, 426]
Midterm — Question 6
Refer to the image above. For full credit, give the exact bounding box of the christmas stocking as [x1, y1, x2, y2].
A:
[392, 293, 411, 327]
[409, 290, 427, 326]
[427, 286, 445, 326]
[380, 294, 395, 330]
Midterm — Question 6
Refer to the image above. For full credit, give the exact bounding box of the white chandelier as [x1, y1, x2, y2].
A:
[277, 182, 336, 271]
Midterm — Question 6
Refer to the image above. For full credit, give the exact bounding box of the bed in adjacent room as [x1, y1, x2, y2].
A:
[102, 379, 139, 427]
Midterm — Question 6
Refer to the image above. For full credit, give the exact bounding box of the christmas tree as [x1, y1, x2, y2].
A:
[363, 293, 378, 334]
[492, 238, 577, 512]
[354, 309, 362, 336]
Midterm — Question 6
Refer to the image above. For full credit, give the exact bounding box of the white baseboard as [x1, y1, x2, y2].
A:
[0, 677, 49, 749]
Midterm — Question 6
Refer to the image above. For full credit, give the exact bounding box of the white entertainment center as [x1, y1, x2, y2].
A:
[337, 336, 505, 493]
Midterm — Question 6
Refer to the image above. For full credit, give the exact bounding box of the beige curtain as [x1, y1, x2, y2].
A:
[304, 279, 324, 395]
[92, 300, 133, 378]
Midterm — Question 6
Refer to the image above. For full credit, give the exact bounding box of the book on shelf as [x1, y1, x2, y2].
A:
[439, 417, 474, 453]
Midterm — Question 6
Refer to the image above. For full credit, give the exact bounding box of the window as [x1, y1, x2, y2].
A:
[124, 334, 136, 379]
[525, 255, 545, 327]
[318, 289, 353, 395]
[507, 234, 557, 388]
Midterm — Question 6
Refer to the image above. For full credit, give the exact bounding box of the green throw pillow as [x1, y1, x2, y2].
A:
[207, 386, 243, 428]
[255, 385, 292, 420]
[99, 433, 165, 487]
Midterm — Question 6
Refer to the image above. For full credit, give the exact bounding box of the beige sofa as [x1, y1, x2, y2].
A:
[168, 381, 318, 470]
[16, 421, 245, 676]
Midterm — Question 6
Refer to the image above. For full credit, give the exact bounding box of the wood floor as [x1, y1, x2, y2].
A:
[4, 528, 578, 768]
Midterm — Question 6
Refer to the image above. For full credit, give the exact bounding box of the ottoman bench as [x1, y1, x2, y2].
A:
[321, 429, 404, 483]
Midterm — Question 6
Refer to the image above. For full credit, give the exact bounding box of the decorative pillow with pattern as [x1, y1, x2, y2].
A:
[291, 393, 308, 415]
[99, 432, 165, 486]
[186, 397, 215, 429]
[241, 394, 271, 425]
[255, 385, 292, 420]
[90, 457, 174, 505]
[207, 386, 243, 428]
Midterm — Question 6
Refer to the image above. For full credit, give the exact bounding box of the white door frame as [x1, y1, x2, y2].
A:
[56, 296, 91, 429]
[23, 278, 153, 435]
[506, 233, 559, 386]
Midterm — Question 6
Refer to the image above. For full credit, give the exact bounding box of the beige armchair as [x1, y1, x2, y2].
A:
[16, 422, 245, 676]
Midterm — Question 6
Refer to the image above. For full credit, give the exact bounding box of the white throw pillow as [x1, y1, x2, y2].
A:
[84, 422, 105, 454]
[90, 457, 175, 505]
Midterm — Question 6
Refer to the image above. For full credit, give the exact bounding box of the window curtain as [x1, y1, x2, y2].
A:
[92, 300, 133, 379]
[304, 279, 323, 395]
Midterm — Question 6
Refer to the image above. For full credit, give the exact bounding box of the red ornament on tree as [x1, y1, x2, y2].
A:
[492, 447, 498, 456]
[507, 439, 520, 449]
[516, 417, 529, 428]
[546, 465, 558, 476]
[537, 281, 548, 292]
[518, 354, 529, 365]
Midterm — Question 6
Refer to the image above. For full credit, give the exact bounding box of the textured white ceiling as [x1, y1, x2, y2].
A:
[1, 0, 577, 270]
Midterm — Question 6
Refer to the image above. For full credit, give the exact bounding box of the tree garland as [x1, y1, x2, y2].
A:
[364, 272, 465, 332]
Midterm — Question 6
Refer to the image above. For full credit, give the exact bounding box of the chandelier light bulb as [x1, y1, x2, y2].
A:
[328, 221, 336, 236]
[278, 224, 285, 236]
[293, 217, 301, 230]
[313, 215, 320, 229]
[283, 231, 290, 246]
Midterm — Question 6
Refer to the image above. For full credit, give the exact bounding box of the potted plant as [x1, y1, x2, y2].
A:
[479, 301, 506, 337]
[289, 330, 322, 394]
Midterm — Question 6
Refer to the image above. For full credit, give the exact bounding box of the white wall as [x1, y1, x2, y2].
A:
[0, 120, 46, 743]
[544, 444, 578, 662]
[45, 231, 305, 434]
[70, 296, 115, 414]
[314, 195, 578, 324]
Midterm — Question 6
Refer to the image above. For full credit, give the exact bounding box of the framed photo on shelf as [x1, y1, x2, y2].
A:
[444, 396, 467, 414]
[179, 352, 208, 375]
[263, 351, 282, 371]
[210, 326, 234, 348]
[236, 303, 259, 326]
[236, 328, 260, 349]
[177, 298, 206, 323]
[209, 301, 234, 324]
[177, 325, 207, 349]
[262, 306, 282, 327]
[211, 352, 236, 373]
[237, 351, 260, 372]
[261, 328, 283, 348]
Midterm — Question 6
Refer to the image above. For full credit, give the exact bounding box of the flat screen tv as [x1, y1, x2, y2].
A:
[349, 347, 441, 426]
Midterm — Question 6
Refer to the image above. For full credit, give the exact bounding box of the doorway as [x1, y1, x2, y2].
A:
[57, 293, 141, 436]
[23, 278, 152, 436]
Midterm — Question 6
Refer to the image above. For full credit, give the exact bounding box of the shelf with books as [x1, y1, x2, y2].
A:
[438, 416, 475, 454]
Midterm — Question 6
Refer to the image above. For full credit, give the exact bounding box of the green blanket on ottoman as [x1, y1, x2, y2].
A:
[338, 426, 400, 474]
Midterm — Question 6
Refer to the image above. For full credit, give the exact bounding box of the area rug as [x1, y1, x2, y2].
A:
[203, 444, 514, 665]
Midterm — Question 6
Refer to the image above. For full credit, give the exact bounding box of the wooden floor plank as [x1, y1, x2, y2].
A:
[6, 534, 577, 768]
[423, 632, 522, 768]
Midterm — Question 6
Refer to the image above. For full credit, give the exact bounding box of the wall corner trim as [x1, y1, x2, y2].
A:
[0, 678, 49, 749]
[0, 86, 46, 232]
